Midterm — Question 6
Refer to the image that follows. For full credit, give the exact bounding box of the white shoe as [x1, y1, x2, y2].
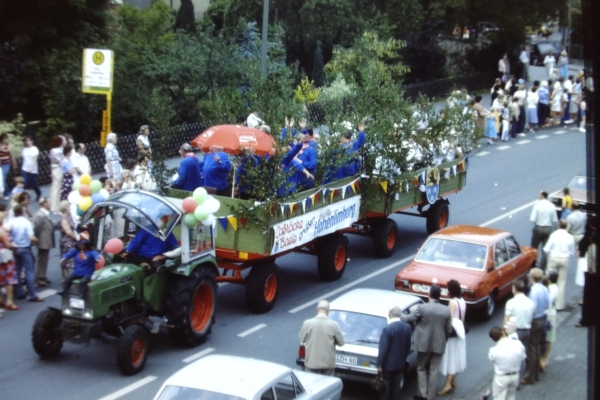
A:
[517, 133, 526, 137]
[579, 127, 586, 132]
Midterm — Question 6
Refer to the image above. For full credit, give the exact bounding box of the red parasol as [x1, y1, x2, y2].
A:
[190, 125, 276, 157]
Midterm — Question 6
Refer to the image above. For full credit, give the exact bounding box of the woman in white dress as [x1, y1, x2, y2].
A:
[104, 133, 122, 184]
[438, 279, 467, 396]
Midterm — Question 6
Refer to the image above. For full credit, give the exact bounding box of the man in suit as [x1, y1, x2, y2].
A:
[402, 285, 452, 400]
[34, 198, 54, 287]
[377, 305, 413, 400]
[299, 300, 345, 376]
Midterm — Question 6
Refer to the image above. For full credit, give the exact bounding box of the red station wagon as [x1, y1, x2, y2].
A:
[394, 225, 538, 320]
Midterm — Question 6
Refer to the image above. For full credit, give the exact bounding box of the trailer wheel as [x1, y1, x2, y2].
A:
[246, 262, 280, 314]
[426, 201, 449, 234]
[117, 324, 149, 375]
[167, 266, 217, 347]
[318, 233, 349, 281]
[373, 218, 398, 258]
[32, 308, 63, 359]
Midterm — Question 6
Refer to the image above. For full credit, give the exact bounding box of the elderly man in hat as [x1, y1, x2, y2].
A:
[172, 143, 204, 191]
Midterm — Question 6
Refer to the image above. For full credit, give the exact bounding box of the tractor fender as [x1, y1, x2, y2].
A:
[170, 255, 219, 278]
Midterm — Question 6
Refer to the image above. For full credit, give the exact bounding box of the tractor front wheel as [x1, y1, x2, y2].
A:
[32, 308, 63, 359]
[117, 324, 149, 375]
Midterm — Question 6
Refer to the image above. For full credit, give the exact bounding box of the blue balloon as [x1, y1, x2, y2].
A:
[92, 193, 104, 204]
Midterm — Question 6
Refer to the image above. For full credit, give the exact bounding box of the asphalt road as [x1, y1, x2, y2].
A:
[0, 123, 589, 400]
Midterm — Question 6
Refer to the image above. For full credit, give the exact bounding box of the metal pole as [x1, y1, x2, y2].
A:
[260, 0, 269, 79]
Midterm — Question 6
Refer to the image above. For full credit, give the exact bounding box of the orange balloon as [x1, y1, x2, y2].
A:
[78, 184, 91, 197]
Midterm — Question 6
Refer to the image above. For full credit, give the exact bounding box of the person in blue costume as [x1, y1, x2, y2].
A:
[296, 128, 318, 190]
[58, 239, 101, 298]
[123, 214, 179, 269]
[341, 122, 367, 177]
[277, 139, 314, 197]
[281, 116, 299, 141]
[202, 145, 231, 196]
[235, 148, 260, 200]
[172, 143, 204, 191]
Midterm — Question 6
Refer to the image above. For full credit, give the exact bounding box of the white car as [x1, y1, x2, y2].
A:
[154, 354, 343, 400]
[297, 289, 423, 390]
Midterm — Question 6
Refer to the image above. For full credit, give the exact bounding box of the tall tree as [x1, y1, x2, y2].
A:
[312, 44, 325, 87]
[176, 0, 196, 33]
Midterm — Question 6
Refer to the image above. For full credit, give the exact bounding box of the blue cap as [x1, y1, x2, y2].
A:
[517, 78, 525, 85]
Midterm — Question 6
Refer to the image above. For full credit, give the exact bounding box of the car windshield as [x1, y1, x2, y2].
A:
[156, 385, 244, 400]
[329, 310, 387, 348]
[415, 238, 488, 270]
[568, 176, 595, 192]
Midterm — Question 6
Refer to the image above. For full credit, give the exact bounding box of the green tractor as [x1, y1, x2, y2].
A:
[31, 191, 219, 375]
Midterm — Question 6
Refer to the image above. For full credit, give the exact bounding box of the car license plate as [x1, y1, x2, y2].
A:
[336, 354, 358, 365]
[415, 284, 448, 296]
[69, 298, 85, 309]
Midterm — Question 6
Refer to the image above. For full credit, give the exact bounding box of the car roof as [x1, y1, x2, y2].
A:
[161, 355, 289, 397]
[330, 288, 422, 317]
[430, 225, 507, 246]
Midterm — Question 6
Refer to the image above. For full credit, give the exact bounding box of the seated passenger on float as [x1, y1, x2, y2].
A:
[122, 214, 179, 270]
[277, 138, 314, 198]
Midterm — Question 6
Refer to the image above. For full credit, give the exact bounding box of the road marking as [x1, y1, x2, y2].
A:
[516, 140, 530, 145]
[182, 347, 215, 363]
[554, 130, 566, 135]
[476, 151, 490, 156]
[497, 145, 510, 150]
[238, 323, 267, 337]
[289, 194, 558, 314]
[535, 134, 549, 139]
[97, 376, 157, 400]
[38, 289, 57, 299]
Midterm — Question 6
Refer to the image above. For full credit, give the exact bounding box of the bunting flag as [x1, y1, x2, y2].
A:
[227, 216, 238, 231]
[413, 176, 419, 187]
[239, 217, 247, 228]
[419, 171, 426, 185]
[355, 180, 361, 191]
[350, 182, 356, 194]
[330, 189, 337, 202]
[323, 189, 329, 203]
[303, 198, 308, 213]
[380, 181, 388, 193]
[315, 192, 320, 203]
[280, 205, 285, 216]
[341, 186, 347, 199]
[218, 217, 228, 232]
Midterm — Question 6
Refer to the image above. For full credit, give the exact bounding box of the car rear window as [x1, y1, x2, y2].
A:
[329, 310, 387, 348]
[568, 176, 595, 192]
[156, 385, 244, 400]
[415, 238, 488, 270]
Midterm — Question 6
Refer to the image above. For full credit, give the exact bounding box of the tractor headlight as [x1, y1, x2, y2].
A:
[83, 310, 94, 319]
[63, 307, 73, 316]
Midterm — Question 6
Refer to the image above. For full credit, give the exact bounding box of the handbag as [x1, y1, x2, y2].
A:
[449, 299, 469, 337]
[371, 371, 385, 392]
[0, 248, 14, 263]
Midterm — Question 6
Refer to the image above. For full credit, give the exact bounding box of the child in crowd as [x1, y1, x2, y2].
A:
[561, 188, 573, 219]
[10, 176, 25, 198]
[58, 239, 101, 299]
[579, 93, 587, 133]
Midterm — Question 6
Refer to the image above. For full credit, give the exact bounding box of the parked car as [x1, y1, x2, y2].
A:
[530, 41, 563, 66]
[551, 176, 596, 215]
[297, 289, 423, 392]
[394, 225, 537, 320]
[153, 354, 343, 400]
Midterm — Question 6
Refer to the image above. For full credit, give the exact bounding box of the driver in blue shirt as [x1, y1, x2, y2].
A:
[123, 214, 179, 269]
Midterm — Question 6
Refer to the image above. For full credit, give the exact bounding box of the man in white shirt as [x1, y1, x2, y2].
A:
[503, 280, 535, 350]
[561, 76, 574, 124]
[488, 326, 526, 400]
[544, 219, 575, 310]
[21, 136, 41, 201]
[71, 143, 91, 181]
[530, 190, 558, 270]
[246, 110, 263, 128]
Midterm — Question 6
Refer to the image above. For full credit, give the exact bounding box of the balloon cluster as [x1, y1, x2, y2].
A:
[182, 187, 221, 228]
[67, 174, 110, 216]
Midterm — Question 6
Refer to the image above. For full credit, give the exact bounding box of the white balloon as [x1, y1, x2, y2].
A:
[99, 189, 110, 200]
[204, 197, 221, 213]
[68, 191, 81, 205]
[201, 214, 216, 226]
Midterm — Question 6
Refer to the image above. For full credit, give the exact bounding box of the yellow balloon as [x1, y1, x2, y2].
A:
[79, 196, 93, 212]
[80, 174, 92, 185]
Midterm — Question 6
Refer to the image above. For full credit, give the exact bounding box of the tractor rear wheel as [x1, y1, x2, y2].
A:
[246, 262, 280, 314]
[117, 324, 149, 375]
[426, 201, 450, 234]
[317, 233, 349, 281]
[32, 308, 63, 359]
[167, 266, 218, 347]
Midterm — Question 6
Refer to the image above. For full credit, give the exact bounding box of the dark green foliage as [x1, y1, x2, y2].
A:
[176, 0, 196, 33]
[313, 44, 325, 88]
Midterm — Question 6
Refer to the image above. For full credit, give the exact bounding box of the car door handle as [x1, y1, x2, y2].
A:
[498, 271, 502, 276]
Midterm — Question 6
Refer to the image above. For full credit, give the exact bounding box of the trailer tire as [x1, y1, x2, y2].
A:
[167, 266, 217, 347]
[32, 308, 63, 359]
[373, 218, 398, 258]
[246, 262, 280, 314]
[426, 201, 449, 234]
[117, 324, 149, 375]
[318, 233, 349, 281]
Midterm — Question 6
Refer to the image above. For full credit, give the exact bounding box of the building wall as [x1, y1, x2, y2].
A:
[165, 0, 211, 19]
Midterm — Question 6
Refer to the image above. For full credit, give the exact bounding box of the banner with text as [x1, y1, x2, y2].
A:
[271, 196, 361, 255]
